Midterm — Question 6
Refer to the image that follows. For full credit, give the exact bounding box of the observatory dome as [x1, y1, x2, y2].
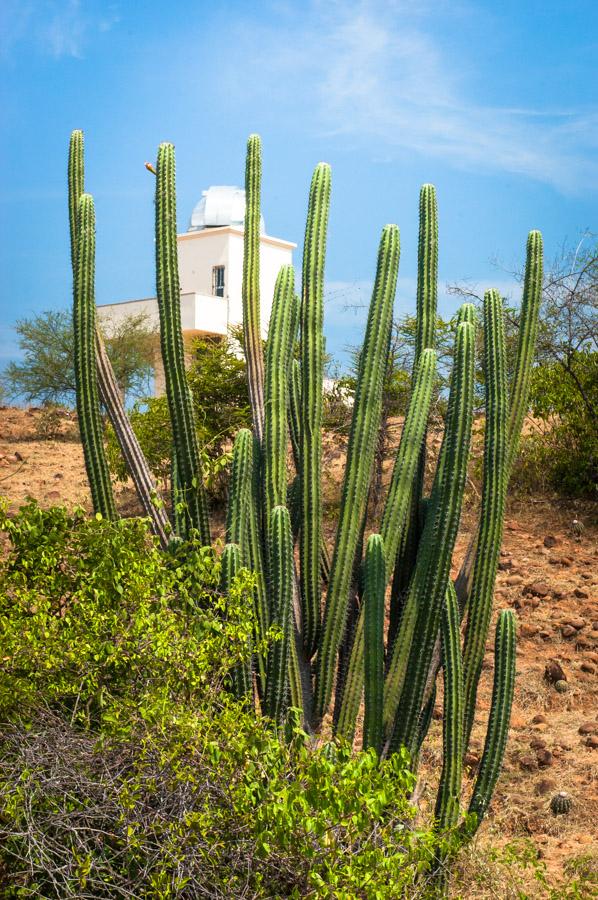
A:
[188, 185, 265, 233]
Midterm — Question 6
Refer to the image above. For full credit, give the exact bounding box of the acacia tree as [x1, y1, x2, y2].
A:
[2, 310, 157, 406]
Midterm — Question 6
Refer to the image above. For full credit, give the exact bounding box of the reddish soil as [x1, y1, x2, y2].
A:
[1, 406, 596, 893]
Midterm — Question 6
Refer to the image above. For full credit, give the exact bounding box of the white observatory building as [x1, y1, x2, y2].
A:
[97, 185, 296, 394]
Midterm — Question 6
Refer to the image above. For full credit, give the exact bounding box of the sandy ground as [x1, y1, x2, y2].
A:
[1, 405, 597, 893]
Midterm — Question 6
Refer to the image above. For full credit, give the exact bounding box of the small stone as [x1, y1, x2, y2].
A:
[563, 617, 586, 630]
[530, 738, 547, 750]
[527, 581, 551, 598]
[538, 630, 552, 641]
[506, 574, 523, 585]
[544, 660, 566, 684]
[531, 714, 548, 725]
[574, 588, 589, 599]
[555, 680, 569, 693]
[543, 535, 559, 549]
[561, 625, 577, 638]
[498, 560, 513, 571]
[581, 662, 596, 674]
[536, 749, 553, 767]
[521, 624, 540, 638]
[519, 755, 537, 771]
[578, 722, 596, 736]
[587, 736, 598, 749]
[464, 752, 480, 772]
[535, 777, 557, 796]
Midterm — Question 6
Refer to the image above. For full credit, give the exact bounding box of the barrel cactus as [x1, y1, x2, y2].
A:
[550, 792, 573, 815]
[71, 129, 543, 882]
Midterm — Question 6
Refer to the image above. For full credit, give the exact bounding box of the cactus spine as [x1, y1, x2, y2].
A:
[72, 194, 117, 520]
[155, 143, 210, 544]
[299, 162, 331, 658]
[242, 135, 266, 443]
[315, 224, 400, 723]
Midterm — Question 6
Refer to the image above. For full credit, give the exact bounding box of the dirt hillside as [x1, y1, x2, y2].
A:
[1, 405, 596, 892]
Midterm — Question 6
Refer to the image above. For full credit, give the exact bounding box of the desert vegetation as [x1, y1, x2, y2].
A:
[0, 129, 596, 899]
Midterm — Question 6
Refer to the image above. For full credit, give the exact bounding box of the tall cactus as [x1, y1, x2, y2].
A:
[70, 131, 541, 871]
[242, 135, 266, 443]
[461, 290, 508, 747]
[155, 143, 210, 544]
[72, 193, 117, 521]
[299, 162, 331, 658]
[314, 224, 400, 723]
[68, 131, 170, 546]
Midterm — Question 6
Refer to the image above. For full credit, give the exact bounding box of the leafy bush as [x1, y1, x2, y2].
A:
[511, 351, 597, 496]
[0, 501, 441, 899]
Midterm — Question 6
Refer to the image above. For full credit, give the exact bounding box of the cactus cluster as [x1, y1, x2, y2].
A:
[71, 131, 543, 866]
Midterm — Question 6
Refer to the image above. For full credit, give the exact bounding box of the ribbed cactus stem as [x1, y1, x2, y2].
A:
[468, 610, 516, 830]
[386, 318, 475, 753]
[248, 433, 269, 692]
[414, 184, 438, 366]
[363, 534, 386, 755]
[462, 290, 508, 748]
[220, 543, 252, 701]
[507, 231, 543, 471]
[242, 134, 266, 443]
[68, 130, 84, 272]
[155, 143, 210, 544]
[263, 266, 296, 517]
[435, 583, 464, 830]
[73, 194, 117, 520]
[226, 428, 253, 552]
[170, 448, 187, 540]
[299, 162, 331, 657]
[315, 224, 400, 723]
[380, 348, 436, 570]
[264, 506, 294, 724]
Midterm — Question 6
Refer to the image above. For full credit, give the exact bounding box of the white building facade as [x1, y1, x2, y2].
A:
[97, 186, 295, 395]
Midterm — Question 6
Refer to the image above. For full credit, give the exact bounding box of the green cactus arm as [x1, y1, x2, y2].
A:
[380, 348, 436, 570]
[461, 290, 508, 748]
[299, 162, 331, 658]
[225, 428, 253, 551]
[220, 543, 253, 701]
[69, 131, 170, 545]
[467, 610, 516, 831]
[263, 266, 296, 517]
[73, 194, 117, 520]
[264, 506, 294, 724]
[247, 433, 268, 693]
[68, 130, 84, 272]
[155, 143, 210, 544]
[435, 582, 464, 831]
[242, 134, 266, 443]
[362, 534, 386, 755]
[414, 184, 439, 366]
[386, 318, 475, 754]
[289, 358, 302, 472]
[170, 448, 187, 540]
[333, 607, 364, 745]
[507, 231, 543, 471]
[314, 224, 399, 723]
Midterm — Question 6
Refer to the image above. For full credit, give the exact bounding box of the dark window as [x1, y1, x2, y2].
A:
[212, 265, 225, 297]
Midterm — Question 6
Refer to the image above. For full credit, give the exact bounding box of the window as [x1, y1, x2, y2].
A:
[212, 265, 225, 297]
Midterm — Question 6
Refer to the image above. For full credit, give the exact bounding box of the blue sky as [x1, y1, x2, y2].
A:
[1, 0, 596, 372]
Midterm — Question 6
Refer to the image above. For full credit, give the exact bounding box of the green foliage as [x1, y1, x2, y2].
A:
[0, 504, 441, 898]
[1, 310, 156, 406]
[512, 351, 597, 496]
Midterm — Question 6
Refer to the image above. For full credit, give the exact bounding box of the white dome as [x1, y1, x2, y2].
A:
[188, 185, 265, 233]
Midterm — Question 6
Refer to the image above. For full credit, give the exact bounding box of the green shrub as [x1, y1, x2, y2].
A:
[511, 351, 597, 497]
[0, 502, 441, 898]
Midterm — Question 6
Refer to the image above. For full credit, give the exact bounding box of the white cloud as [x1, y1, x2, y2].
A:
[232, 0, 597, 194]
[0, 0, 119, 59]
